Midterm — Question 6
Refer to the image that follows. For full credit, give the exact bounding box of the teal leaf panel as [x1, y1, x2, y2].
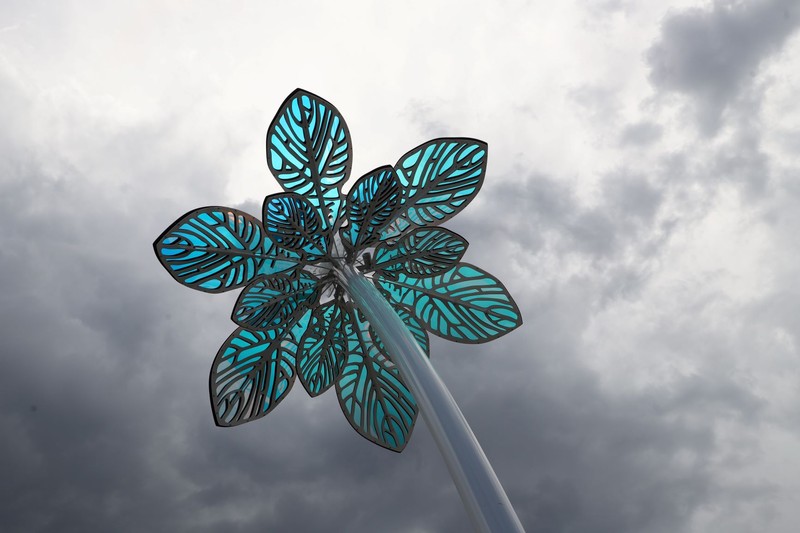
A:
[341, 166, 403, 251]
[263, 193, 328, 261]
[209, 315, 308, 426]
[370, 303, 430, 357]
[377, 263, 522, 343]
[297, 299, 351, 397]
[266, 88, 352, 225]
[381, 138, 487, 240]
[232, 271, 318, 331]
[336, 309, 418, 452]
[153, 207, 265, 293]
[372, 227, 468, 278]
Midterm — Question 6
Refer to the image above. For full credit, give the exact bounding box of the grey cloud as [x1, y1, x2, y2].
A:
[403, 99, 451, 139]
[647, 0, 800, 134]
[619, 121, 663, 146]
[3, 2, 800, 532]
[452, 168, 663, 266]
[569, 84, 620, 127]
[602, 171, 663, 222]
[711, 126, 771, 195]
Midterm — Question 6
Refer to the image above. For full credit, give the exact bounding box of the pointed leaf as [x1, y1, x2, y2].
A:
[267, 89, 352, 225]
[154, 207, 270, 293]
[232, 271, 318, 331]
[336, 309, 418, 452]
[263, 193, 328, 261]
[341, 166, 403, 251]
[381, 138, 487, 240]
[210, 313, 309, 426]
[377, 263, 522, 343]
[370, 304, 430, 357]
[297, 299, 350, 397]
[373, 227, 468, 278]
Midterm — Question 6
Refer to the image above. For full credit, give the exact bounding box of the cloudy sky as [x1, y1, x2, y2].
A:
[2, 0, 800, 531]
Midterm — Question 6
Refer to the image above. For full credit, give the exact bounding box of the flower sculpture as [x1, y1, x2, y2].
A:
[154, 89, 522, 452]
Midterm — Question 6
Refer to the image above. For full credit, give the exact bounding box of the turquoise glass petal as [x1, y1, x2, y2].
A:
[297, 299, 350, 397]
[377, 263, 522, 343]
[232, 271, 318, 331]
[154, 207, 265, 293]
[335, 308, 418, 452]
[209, 313, 308, 426]
[381, 138, 487, 240]
[372, 227, 468, 277]
[267, 89, 351, 226]
[341, 166, 403, 251]
[263, 193, 328, 261]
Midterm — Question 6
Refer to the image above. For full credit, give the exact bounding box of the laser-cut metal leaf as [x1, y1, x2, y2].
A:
[370, 304, 430, 357]
[341, 166, 403, 251]
[232, 271, 318, 331]
[263, 193, 328, 261]
[267, 89, 352, 225]
[210, 312, 310, 427]
[297, 299, 350, 397]
[380, 138, 487, 240]
[377, 263, 522, 343]
[154, 207, 270, 293]
[372, 227, 468, 278]
[336, 308, 418, 452]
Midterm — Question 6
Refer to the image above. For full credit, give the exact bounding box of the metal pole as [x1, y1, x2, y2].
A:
[336, 264, 525, 533]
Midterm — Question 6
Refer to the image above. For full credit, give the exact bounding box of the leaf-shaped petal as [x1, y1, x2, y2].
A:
[153, 207, 266, 293]
[263, 193, 328, 261]
[369, 304, 430, 357]
[336, 310, 418, 452]
[377, 263, 521, 343]
[210, 313, 310, 427]
[381, 138, 487, 240]
[297, 299, 350, 397]
[373, 227, 468, 277]
[210, 324, 297, 426]
[232, 271, 318, 331]
[267, 89, 352, 225]
[341, 166, 403, 251]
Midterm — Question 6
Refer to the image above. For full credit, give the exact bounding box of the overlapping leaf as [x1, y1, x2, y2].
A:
[370, 304, 430, 357]
[377, 263, 521, 343]
[380, 138, 487, 240]
[297, 299, 351, 397]
[372, 227, 468, 278]
[336, 310, 418, 452]
[341, 166, 403, 251]
[267, 89, 352, 225]
[154, 207, 266, 293]
[263, 193, 328, 261]
[232, 271, 318, 331]
[210, 313, 310, 427]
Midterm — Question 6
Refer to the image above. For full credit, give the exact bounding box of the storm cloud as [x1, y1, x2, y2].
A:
[2, 1, 800, 532]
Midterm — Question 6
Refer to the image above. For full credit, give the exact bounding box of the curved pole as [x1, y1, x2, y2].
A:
[335, 264, 525, 533]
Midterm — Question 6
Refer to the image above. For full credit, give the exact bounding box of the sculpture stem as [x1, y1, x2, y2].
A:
[335, 263, 525, 533]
